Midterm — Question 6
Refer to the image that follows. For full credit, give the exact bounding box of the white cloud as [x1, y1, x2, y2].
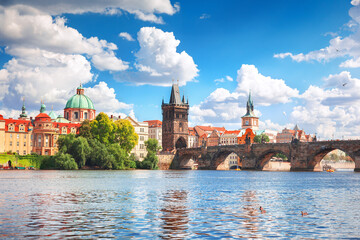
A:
[236, 64, 299, 106]
[274, 3, 360, 68]
[290, 71, 360, 139]
[0, 5, 128, 72]
[226, 75, 233, 81]
[0, 0, 179, 24]
[92, 52, 129, 71]
[1, 48, 93, 110]
[200, 13, 210, 20]
[190, 64, 297, 128]
[119, 32, 135, 41]
[214, 76, 233, 84]
[85, 81, 132, 112]
[117, 27, 199, 86]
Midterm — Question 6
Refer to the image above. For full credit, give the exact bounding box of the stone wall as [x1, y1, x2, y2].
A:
[157, 153, 175, 170]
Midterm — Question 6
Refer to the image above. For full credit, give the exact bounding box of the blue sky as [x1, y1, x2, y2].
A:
[1, 0, 360, 139]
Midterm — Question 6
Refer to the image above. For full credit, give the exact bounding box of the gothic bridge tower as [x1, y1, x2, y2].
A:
[162, 83, 189, 152]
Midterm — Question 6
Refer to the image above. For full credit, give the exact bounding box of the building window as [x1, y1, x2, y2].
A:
[23, 150, 26, 155]
[176, 114, 179, 118]
[74, 112, 79, 119]
[140, 128, 144, 132]
[17, 142, 19, 147]
[84, 112, 88, 119]
[17, 134, 19, 139]
[140, 144, 144, 149]
[24, 142, 26, 146]
[16, 150, 19, 154]
[10, 134, 12, 139]
[24, 134, 26, 139]
[9, 141, 12, 146]
[140, 153, 144, 158]
[245, 120, 249, 125]
[66, 112, 69, 119]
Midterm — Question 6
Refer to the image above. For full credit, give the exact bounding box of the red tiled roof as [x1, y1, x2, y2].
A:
[144, 120, 162, 127]
[5, 119, 32, 132]
[35, 113, 51, 121]
[224, 130, 241, 135]
[196, 125, 226, 132]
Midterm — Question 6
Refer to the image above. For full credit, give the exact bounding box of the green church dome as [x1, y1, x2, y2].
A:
[65, 85, 94, 110]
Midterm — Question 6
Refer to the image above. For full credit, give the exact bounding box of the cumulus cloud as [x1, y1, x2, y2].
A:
[274, 3, 360, 68]
[190, 64, 296, 128]
[236, 65, 299, 106]
[290, 71, 360, 139]
[119, 32, 135, 41]
[85, 81, 132, 112]
[1, 48, 93, 110]
[0, 4, 134, 113]
[0, 0, 179, 24]
[0, 5, 128, 72]
[117, 27, 199, 86]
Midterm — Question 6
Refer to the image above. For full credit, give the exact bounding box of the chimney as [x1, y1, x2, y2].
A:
[111, 115, 113, 119]
[118, 115, 121, 119]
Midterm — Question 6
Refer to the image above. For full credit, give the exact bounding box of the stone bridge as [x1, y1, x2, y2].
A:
[172, 140, 360, 171]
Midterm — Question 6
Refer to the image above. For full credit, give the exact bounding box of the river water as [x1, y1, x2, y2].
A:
[1, 170, 360, 239]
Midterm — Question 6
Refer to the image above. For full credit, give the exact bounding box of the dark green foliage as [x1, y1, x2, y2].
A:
[273, 153, 288, 161]
[145, 138, 162, 153]
[138, 139, 160, 169]
[57, 134, 90, 168]
[78, 119, 92, 139]
[70, 137, 91, 168]
[254, 133, 270, 143]
[54, 153, 78, 170]
[40, 156, 56, 169]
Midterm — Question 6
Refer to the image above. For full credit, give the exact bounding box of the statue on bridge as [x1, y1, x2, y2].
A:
[245, 134, 251, 145]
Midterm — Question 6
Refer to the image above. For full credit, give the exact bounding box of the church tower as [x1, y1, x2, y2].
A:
[241, 91, 259, 130]
[162, 83, 189, 152]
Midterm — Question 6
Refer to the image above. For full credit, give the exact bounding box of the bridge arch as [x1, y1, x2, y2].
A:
[308, 146, 355, 170]
[175, 137, 187, 149]
[212, 150, 242, 170]
[256, 150, 290, 170]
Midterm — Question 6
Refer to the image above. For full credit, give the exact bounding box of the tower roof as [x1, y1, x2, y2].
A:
[169, 83, 182, 104]
[40, 102, 46, 113]
[242, 90, 256, 118]
[65, 85, 94, 110]
[19, 98, 27, 118]
[293, 124, 300, 131]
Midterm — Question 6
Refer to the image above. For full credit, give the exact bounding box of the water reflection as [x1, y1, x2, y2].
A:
[160, 190, 189, 239]
[241, 190, 260, 237]
[0, 171, 360, 239]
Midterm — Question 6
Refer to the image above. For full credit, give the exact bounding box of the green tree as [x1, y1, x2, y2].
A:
[254, 133, 270, 143]
[112, 119, 138, 152]
[87, 138, 114, 169]
[78, 119, 92, 139]
[54, 153, 78, 170]
[57, 134, 76, 153]
[138, 139, 161, 169]
[107, 143, 128, 169]
[90, 112, 114, 145]
[145, 138, 162, 153]
[70, 137, 91, 168]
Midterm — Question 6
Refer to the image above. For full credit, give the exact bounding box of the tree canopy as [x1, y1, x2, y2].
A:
[254, 133, 270, 143]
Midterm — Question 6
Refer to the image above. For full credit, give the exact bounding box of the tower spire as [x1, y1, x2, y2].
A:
[19, 97, 27, 118]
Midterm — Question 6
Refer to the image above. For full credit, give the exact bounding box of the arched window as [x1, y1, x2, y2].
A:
[84, 112, 88, 119]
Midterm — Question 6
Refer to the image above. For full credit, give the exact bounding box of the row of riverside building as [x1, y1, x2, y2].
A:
[0, 83, 314, 166]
